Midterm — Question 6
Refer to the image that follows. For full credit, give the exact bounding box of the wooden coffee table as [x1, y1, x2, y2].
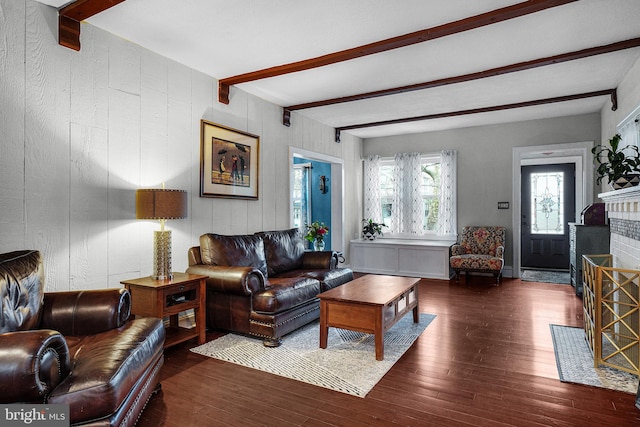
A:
[318, 274, 420, 360]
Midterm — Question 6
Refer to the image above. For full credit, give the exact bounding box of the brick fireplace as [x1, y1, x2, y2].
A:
[600, 186, 640, 270]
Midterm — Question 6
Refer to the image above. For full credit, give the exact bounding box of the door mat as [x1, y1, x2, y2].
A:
[521, 269, 570, 284]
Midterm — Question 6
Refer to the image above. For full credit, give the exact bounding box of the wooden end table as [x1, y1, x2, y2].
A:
[318, 274, 420, 361]
[121, 272, 207, 348]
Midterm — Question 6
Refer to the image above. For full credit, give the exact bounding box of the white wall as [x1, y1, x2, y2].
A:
[600, 54, 640, 170]
[363, 113, 602, 269]
[0, 0, 363, 291]
[599, 54, 640, 270]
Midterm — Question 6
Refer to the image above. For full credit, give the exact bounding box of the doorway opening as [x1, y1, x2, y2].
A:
[511, 141, 594, 278]
[289, 147, 344, 253]
[292, 158, 333, 250]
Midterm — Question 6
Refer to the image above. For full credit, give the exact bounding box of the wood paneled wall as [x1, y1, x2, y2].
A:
[0, 0, 363, 291]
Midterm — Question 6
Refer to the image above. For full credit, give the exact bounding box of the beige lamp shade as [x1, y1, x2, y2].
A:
[136, 189, 187, 219]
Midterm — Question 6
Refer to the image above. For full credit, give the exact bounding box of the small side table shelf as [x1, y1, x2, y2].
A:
[121, 272, 207, 348]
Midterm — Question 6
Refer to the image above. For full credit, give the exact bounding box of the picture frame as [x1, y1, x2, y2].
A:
[200, 120, 259, 199]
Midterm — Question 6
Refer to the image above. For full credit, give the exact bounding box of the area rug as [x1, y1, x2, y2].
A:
[190, 313, 436, 397]
[549, 324, 638, 394]
[522, 269, 570, 284]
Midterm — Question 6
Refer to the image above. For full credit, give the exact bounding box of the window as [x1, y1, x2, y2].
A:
[617, 104, 640, 150]
[292, 163, 311, 229]
[379, 155, 442, 233]
[292, 167, 303, 228]
[530, 171, 564, 235]
[364, 150, 456, 237]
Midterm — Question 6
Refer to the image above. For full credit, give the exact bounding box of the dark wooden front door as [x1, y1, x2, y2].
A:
[521, 163, 576, 269]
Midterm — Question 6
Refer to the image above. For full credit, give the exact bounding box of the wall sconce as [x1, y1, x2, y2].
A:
[319, 175, 328, 194]
[136, 188, 188, 280]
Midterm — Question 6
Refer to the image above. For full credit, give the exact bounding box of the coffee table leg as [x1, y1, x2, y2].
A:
[320, 300, 328, 349]
[413, 285, 420, 323]
[375, 308, 384, 361]
[375, 333, 384, 361]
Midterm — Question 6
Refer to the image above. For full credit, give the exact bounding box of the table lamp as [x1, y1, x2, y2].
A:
[136, 188, 188, 280]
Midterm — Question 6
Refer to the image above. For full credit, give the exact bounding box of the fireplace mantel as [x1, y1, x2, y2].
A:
[598, 185, 640, 271]
[599, 185, 640, 213]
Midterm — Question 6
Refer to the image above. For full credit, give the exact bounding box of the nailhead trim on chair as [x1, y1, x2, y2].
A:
[121, 356, 163, 427]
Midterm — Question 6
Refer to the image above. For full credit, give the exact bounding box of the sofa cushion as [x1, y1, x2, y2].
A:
[305, 268, 354, 292]
[450, 254, 504, 272]
[276, 268, 353, 292]
[257, 228, 306, 276]
[47, 317, 165, 424]
[252, 277, 321, 314]
[200, 233, 268, 277]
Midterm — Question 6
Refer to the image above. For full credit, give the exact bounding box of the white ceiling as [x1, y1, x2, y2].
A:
[42, 0, 640, 140]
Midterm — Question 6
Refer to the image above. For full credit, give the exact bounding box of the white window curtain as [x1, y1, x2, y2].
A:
[437, 149, 457, 236]
[392, 152, 424, 235]
[363, 155, 382, 223]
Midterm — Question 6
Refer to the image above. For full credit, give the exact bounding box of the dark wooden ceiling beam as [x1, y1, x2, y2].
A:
[334, 89, 617, 142]
[59, 0, 126, 51]
[218, 0, 577, 104]
[285, 38, 640, 125]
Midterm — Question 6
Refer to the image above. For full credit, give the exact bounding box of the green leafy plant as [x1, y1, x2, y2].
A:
[362, 219, 387, 237]
[592, 133, 640, 185]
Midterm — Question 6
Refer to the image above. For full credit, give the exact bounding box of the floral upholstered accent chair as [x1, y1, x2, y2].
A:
[450, 226, 505, 285]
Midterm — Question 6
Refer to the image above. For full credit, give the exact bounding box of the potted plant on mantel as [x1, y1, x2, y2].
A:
[592, 133, 640, 190]
[362, 219, 387, 240]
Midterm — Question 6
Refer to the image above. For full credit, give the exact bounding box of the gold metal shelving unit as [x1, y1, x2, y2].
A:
[582, 254, 640, 375]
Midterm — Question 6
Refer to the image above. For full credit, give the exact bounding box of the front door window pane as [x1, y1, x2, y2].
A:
[531, 171, 564, 235]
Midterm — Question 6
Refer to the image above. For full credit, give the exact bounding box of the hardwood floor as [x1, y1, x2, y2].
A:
[136, 276, 640, 426]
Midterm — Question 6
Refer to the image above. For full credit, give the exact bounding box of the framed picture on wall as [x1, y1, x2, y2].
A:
[200, 120, 260, 199]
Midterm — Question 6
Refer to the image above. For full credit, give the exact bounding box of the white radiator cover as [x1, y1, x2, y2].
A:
[349, 238, 457, 280]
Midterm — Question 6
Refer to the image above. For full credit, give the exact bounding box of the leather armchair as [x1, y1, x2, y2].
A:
[450, 226, 506, 285]
[0, 250, 165, 426]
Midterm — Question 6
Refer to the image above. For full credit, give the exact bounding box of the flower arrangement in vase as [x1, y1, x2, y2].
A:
[305, 221, 329, 251]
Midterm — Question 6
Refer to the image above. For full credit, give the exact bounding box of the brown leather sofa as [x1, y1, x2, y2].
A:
[0, 250, 165, 426]
[186, 228, 353, 346]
